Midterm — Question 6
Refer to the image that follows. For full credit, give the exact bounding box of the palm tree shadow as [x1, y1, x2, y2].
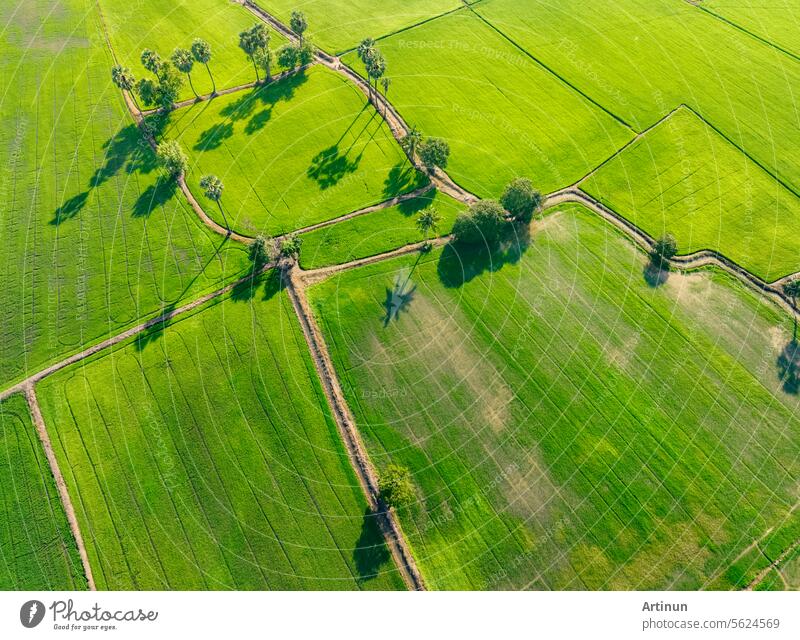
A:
[134, 302, 177, 351]
[230, 269, 282, 303]
[194, 122, 233, 150]
[777, 338, 800, 394]
[133, 179, 177, 217]
[352, 507, 392, 584]
[51, 191, 89, 225]
[384, 162, 424, 198]
[307, 144, 361, 189]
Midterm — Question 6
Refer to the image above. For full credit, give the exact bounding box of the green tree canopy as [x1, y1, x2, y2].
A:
[290, 11, 308, 43]
[418, 137, 450, 171]
[451, 200, 506, 246]
[651, 233, 678, 267]
[379, 463, 415, 508]
[500, 177, 543, 223]
[156, 140, 189, 179]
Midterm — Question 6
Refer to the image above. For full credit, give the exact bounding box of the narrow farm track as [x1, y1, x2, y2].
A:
[0, 266, 271, 402]
[282, 268, 426, 590]
[23, 386, 96, 591]
[746, 536, 800, 590]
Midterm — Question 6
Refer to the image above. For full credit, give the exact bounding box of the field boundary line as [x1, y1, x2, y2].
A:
[23, 385, 96, 591]
[684, 0, 800, 64]
[283, 267, 426, 590]
[746, 536, 800, 590]
[0, 266, 272, 403]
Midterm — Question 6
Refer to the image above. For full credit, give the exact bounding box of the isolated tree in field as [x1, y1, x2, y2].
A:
[136, 78, 157, 107]
[279, 233, 302, 260]
[290, 10, 308, 44]
[111, 65, 139, 109]
[379, 463, 415, 508]
[171, 47, 197, 97]
[141, 49, 163, 76]
[191, 38, 216, 94]
[501, 177, 543, 224]
[400, 125, 422, 158]
[451, 200, 506, 247]
[416, 206, 441, 247]
[650, 233, 678, 269]
[156, 140, 188, 179]
[248, 234, 273, 268]
[199, 174, 230, 234]
[418, 137, 450, 172]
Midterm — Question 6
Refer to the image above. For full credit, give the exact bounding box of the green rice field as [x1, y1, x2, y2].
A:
[37, 278, 405, 590]
[0, 0, 249, 390]
[299, 188, 462, 269]
[0, 394, 86, 590]
[341, 9, 633, 198]
[166, 66, 426, 235]
[704, 0, 800, 57]
[308, 205, 800, 589]
[582, 107, 800, 281]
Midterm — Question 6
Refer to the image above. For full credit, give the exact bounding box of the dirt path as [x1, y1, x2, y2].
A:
[746, 537, 800, 590]
[283, 267, 425, 590]
[0, 266, 270, 402]
[24, 385, 96, 591]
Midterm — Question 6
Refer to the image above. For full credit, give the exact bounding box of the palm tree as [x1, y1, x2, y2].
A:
[171, 47, 197, 97]
[141, 49, 163, 76]
[365, 49, 386, 104]
[199, 174, 230, 234]
[290, 11, 308, 44]
[380, 76, 391, 118]
[255, 47, 272, 82]
[416, 206, 441, 248]
[357, 38, 375, 64]
[191, 38, 215, 94]
[401, 125, 422, 159]
[240, 24, 270, 82]
[111, 65, 140, 109]
[239, 29, 259, 81]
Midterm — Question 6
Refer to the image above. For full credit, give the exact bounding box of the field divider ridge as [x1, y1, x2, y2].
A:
[283, 267, 426, 590]
[24, 384, 96, 591]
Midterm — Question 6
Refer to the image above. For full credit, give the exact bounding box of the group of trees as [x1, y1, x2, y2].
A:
[111, 39, 216, 111]
[399, 126, 449, 173]
[357, 38, 389, 106]
[248, 233, 303, 269]
[240, 12, 315, 83]
[451, 178, 542, 246]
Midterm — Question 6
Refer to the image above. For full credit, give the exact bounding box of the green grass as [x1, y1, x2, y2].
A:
[0, 0, 250, 390]
[582, 107, 800, 281]
[476, 0, 800, 193]
[98, 0, 289, 102]
[299, 188, 462, 269]
[308, 204, 800, 589]
[257, 0, 463, 54]
[341, 9, 633, 198]
[704, 0, 800, 57]
[164, 65, 426, 236]
[37, 276, 405, 590]
[0, 395, 86, 589]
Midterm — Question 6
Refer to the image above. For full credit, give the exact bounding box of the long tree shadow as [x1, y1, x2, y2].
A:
[396, 188, 436, 216]
[230, 269, 282, 303]
[51, 191, 89, 225]
[437, 223, 531, 288]
[133, 178, 177, 217]
[777, 338, 800, 394]
[643, 259, 670, 288]
[194, 122, 233, 151]
[134, 302, 177, 352]
[307, 144, 361, 189]
[352, 507, 392, 584]
[384, 161, 425, 199]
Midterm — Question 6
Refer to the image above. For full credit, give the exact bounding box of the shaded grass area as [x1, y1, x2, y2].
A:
[0, 395, 86, 590]
[257, 0, 463, 54]
[476, 0, 800, 192]
[0, 0, 249, 389]
[340, 9, 632, 198]
[299, 188, 462, 269]
[98, 0, 289, 101]
[165, 66, 426, 236]
[37, 277, 405, 590]
[582, 108, 800, 281]
[309, 203, 800, 589]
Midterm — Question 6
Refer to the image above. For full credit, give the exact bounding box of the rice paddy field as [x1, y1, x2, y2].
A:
[582, 107, 800, 281]
[0, 0, 249, 390]
[475, 0, 800, 192]
[0, 395, 86, 589]
[299, 188, 462, 269]
[308, 205, 800, 590]
[165, 66, 426, 235]
[98, 0, 289, 101]
[704, 0, 800, 57]
[340, 9, 633, 198]
[258, 0, 463, 54]
[36, 279, 405, 590]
